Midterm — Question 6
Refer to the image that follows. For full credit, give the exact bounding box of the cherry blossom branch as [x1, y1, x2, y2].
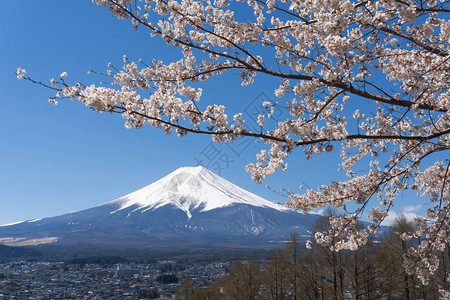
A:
[105, 0, 447, 112]
[18, 0, 450, 285]
[376, 26, 448, 57]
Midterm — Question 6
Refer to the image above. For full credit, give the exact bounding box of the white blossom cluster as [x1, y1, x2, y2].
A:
[16, 68, 26, 80]
[19, 0, 450, 286]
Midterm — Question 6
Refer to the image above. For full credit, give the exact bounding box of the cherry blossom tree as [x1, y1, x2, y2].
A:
[17, 0, 450, 285]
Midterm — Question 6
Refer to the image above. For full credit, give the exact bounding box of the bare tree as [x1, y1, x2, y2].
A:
[262, 250, 289, 300]
[311, 210, 348, 300]
[224, 259, 261, 300]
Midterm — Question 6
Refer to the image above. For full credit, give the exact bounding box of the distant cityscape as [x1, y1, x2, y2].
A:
[0, 260, 229, 299]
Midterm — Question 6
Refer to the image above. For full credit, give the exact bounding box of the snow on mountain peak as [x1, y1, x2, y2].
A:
[106, 166, 288, 218]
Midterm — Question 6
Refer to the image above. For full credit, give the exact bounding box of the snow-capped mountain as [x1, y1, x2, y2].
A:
[108, 166, 289, 219]
[0, 167, 317, 251]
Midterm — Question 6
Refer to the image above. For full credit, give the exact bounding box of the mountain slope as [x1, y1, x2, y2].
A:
[0, 167, 317, 250]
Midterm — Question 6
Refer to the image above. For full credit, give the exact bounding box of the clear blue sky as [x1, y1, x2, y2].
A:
[1, 1, 425, 225]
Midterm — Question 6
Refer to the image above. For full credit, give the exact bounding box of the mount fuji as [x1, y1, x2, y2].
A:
[0, 167, 317, 252]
